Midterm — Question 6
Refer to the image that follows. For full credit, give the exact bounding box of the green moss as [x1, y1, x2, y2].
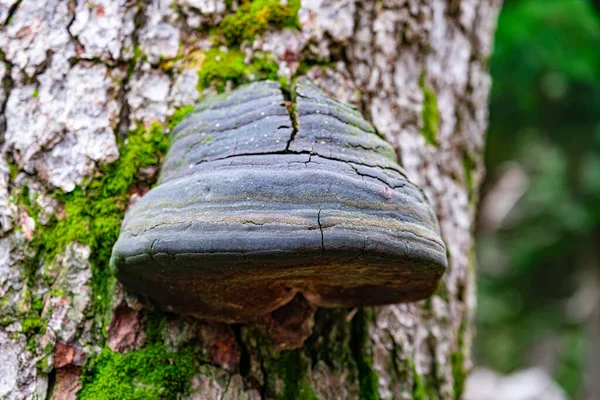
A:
[19, 107, 194, 334]
[34, 125, 169, 327]
[197, 48, 280, 93]
[79, 311, 202, 399]
[219, 0, 300, 46]
[79, 343, 197, 399]
[423, 337, 444, 400]
[22, 315, 45, 351]
[450, 351, 466, 399]
[247, 324, 319, 400]
[132, 44, 146, 64]
[38, 355, 53, 373]
[190, 0, 301, 93]
[305, 309, 356, 374]
[462, 154, 477, 201]
[48, 288, 66, 297]
[30, 297, 43, 312]
[451, 323, 467, 399]
[168, 105, 195, 131]
[126, 47, 140, 82]
[21, 316, 43, 334]
[434, 281, 450, 302]
[419, 72, 440, 147]
[351, 308, 381, 400]
[387, 334, 447, 399]
[265, 349, 318, 400]
[387, 342, 408, 390]
[554, 328, 586, 398]
[410, 360, 426, 400]
[33, 87, 38, 98]
[295, 60, 337, 76]
[8, 159, 19, 182]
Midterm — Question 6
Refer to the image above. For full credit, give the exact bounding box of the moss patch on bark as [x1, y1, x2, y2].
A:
[35, 124, 170, 326]
[263, 349, 319, 400]
[451, 322, 468, 399]
[219, 0, 300, 46]
[196, 48, 280, 93]
[419, 72, 440, 147]
[462, 154, 477, 201]
[15, 107, 193, 337]
[351, 308, 381, 400]
[79, 313, 199, 400]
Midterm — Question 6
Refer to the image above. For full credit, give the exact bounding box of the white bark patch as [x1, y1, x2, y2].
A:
[299, 0, 355, 43]
[69, 0, 136, 60]
[0, 1, 74, 77]
[312, 360, 358, 399]
[177, 0, 226, 28]
[45, 243, 93, 344]
[169, 68, 200, 107]
[0, 234, 30, 314]
[127, 69, 172, 127]
[306, 62, 360, 107]
[139, 0, 180, 64]
[185, 367, 261, 400]
[0, 0, 17, 22]
[4, 62, 119, 191]
[0, 331, 44, 400]
[0, 155, 17, 235]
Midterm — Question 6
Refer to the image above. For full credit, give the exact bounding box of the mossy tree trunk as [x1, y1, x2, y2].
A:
[0, 1, 501, 399]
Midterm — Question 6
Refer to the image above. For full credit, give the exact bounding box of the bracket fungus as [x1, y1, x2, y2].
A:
[110, 79, 447, 323]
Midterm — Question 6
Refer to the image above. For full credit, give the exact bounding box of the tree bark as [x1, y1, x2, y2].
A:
[0, 1, 501, 399]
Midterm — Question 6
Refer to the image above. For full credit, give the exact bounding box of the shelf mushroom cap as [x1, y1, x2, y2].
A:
[110, 79, 447, 323]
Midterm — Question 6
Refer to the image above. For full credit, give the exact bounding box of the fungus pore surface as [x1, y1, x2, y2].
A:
[110, 79, 447, 322]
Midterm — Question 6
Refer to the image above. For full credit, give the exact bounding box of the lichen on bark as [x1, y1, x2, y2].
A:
[0, 0, 501, 399]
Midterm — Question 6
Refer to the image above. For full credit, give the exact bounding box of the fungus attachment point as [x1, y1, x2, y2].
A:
[110, 79, 447, 323]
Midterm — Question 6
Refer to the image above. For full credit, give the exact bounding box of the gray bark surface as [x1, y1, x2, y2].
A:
[0, 1, 501, 399]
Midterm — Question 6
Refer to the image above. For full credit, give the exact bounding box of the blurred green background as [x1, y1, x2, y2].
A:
[475, 0, 600, 398]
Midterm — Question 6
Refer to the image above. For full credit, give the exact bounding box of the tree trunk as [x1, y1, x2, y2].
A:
[0, 1, 501, 399]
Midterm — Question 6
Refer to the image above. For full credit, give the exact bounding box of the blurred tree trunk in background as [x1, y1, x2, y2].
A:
[0, 1, 501, 399]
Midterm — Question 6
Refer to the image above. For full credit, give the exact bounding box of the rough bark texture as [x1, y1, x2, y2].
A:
[0, 1, 501, 399]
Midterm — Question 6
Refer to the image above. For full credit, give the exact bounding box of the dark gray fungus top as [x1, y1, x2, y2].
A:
[110, 78, 447, 322]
